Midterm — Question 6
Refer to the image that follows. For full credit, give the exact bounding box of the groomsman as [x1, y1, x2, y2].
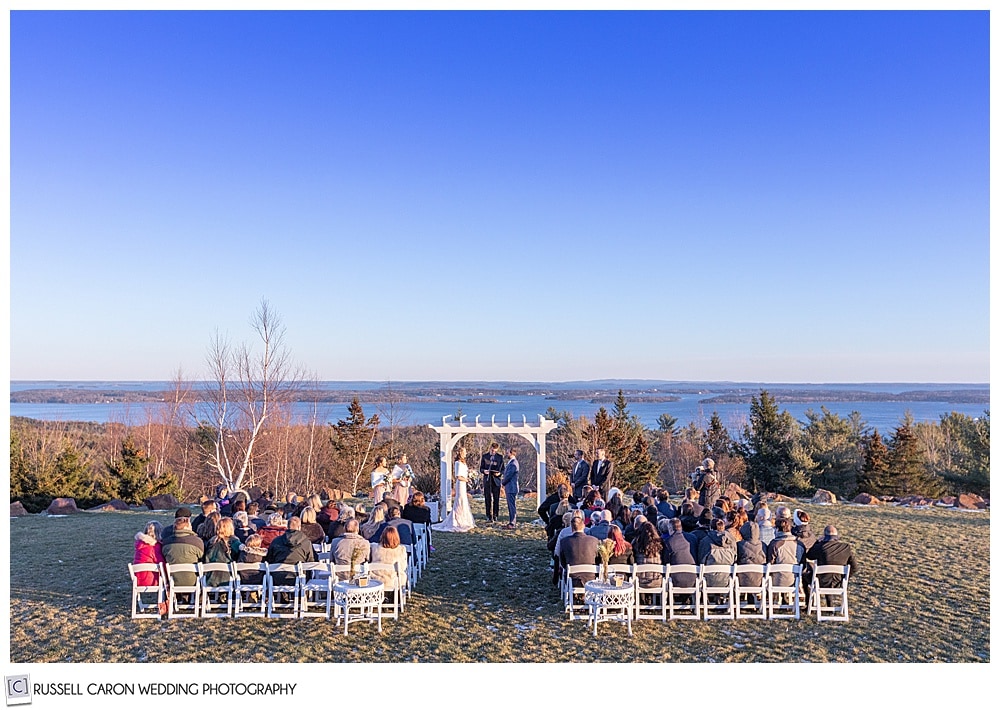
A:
[569, 449, 590, 500]
[590, 447, 614, 500]
[502, 447, 520, 529]
[480, 442, 505, 523]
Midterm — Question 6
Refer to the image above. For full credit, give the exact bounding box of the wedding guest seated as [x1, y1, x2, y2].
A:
[381, 493, 402, 518]
[370, 526, 408, 595]
[238, 534, 267, 585]
[247, 501, 267, 531]
[587, 510, 614, 541]
[317, 500, 339, 536]
[606, 524, 634, 566]
[191, 500, 217, 538]
[725, 510, 744, 542]
[736, 519, 766, 591]
[161, 517, 204, 589]
[559, 516, 600, 587]
[385, 507, 415, 547]
[654, 490, 675, 519]
[257, 512, 288, 549]
[330, 519, 371, 580]
[265, 517, 316, 586]
[299, 508, 326, 546]
[133, 520, 164, 587]
[361, 503, 388, 541]
[633, 521, 665, 597]
[546, 497, 572, 541]
[354, 503, 369, 525]
[623, 513, 647, 543]
[766, 517, 800, 590]
[615, 505, 633, 534]
[204, 517, 240, 586]
[630, 492, 645, 513]
[605, 487, 624, 520]
[580, 489, 603, 513]
[644, 504, 659, 525]
[402, 491, 433, 548]
[326, 503, 353, 542]
[679, 502, 699, 533]
[537, 483, 571, 524]
[232, 511, 255, 543]
[755, 501, 775, 546]
[792, 509, 817, 556]
[548, 510, 577, 587]
[662, 518, 697, 594]
[196, 511, 221, 544]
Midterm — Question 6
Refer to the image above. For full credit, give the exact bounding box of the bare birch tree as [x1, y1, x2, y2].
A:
[201, 300, 304, 494]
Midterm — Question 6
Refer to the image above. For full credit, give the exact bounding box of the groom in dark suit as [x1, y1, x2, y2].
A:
[590, 447, 614, 500]
[569, 449, 590, 500]
[501, 447, 520, 529]
[480, 442, 505, 523]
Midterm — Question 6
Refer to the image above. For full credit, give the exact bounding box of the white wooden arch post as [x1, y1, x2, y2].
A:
[428, 414, 559, 518]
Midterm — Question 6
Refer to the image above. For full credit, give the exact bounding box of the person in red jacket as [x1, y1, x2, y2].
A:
[133, 520, 165, 587]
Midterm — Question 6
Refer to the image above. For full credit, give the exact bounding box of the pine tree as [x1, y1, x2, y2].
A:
[858, 428, 891, 495]
[587, 393, 658, 491]
[330, 397, 381, 495]
[105, 435, 165, 504]
[798, 408, 865, 498]
[738, 390, 803, 494]
[705, 412, 735, 459]
[888, 421, 944, 498]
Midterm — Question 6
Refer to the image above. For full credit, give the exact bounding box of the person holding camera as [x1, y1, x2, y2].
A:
[693, 457, 721, 512]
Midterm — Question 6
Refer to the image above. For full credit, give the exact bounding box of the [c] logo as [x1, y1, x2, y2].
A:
[5, 676, 31, 706]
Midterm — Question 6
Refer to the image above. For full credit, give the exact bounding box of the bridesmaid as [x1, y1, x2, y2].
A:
[390, 453, 413, 506]
[370, 456, 391, 503]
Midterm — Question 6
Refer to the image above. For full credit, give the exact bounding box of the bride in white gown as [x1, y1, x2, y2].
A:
[433, 447, 476, 533]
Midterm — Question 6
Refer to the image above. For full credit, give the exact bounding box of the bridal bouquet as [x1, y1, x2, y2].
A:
[401, 464, 414, 482]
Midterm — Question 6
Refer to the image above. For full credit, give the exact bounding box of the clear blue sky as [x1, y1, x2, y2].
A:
[9, 10, 989, 382]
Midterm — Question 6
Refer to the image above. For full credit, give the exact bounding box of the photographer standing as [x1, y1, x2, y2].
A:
[694, 458, 721, 512]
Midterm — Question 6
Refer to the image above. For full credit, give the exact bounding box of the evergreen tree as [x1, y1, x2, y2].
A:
[938, 410, 990, 496]
[738, 390, 804, 494]
[104, 435, 179, 504]
[705, 412, 735, 459]
[587, 393, 658, 491]
[797, 408, 865, 498]
[888, 420, 944, 497]
[858, 428, 891, 495]
[330, 397, 381, 495]
[657, 413, 679, 436]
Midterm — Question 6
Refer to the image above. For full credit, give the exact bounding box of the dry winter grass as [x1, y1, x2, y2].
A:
[8, 498, 990, 663]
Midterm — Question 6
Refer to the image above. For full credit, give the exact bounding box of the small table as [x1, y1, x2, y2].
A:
[584, 580, 634, 637]
[332, 580, 385, 636]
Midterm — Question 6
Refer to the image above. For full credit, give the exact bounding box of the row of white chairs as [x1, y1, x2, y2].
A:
[562, 563, 850, 622]
[128, 560, 408, 622]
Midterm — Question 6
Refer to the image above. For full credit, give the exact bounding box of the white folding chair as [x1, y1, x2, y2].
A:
[128, 563, 165, 620]
[608, 564, 636, 587]
[165, 563, 200, 619]
[767, 563, 802, 620]
[734, 564, 768, 619]
[198, 562, 235, 618]
[564, 564, 600, 620]
[233, 562, 268, 618]
[366, 562, 402, 620]
[699, 564, 736, 620]
[402, 544, 418, 591]
[807, 564, 850, 621]
[298, 561, 333, 619]
[266, 563, 301, 618]
[665, 564, 701, 620]
[413, 523, 429, 573]
[633, 564, 667, 621]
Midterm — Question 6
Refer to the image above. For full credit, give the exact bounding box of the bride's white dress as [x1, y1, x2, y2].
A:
[433, 462, 476, 532]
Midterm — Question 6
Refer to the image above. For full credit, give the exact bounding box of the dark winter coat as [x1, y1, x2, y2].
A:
[161, 529, 205, 587]
[265, 529, 316, 585]
[736, 522, 767, 588]
[663, 531, 697, 589]
[804, 536, 857, 588]
[698, 529, 737, 587]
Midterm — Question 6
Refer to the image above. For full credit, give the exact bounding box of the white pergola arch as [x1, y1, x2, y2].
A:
[428, 414, 559, 515]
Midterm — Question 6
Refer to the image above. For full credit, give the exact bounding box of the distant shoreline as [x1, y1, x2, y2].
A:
[9, 382, 990, 406]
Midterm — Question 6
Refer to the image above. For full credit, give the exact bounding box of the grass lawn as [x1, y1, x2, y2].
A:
[8, 498, 990, 663]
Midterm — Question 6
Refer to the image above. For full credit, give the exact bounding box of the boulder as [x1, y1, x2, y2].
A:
[938, 496, 956, 507]
[724, 482, 752, 502]
[956, 493, 984, 510]
[852, 493, 881, 505]
[87, 499, 131, 512]
[46, 497, 81, 515]
[144, 493, 181, 511]
[10, 501, 30, 517]
[323, 488, 349, 501]
[246, 486, 265, 503]
[811, 489, 837, 505]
